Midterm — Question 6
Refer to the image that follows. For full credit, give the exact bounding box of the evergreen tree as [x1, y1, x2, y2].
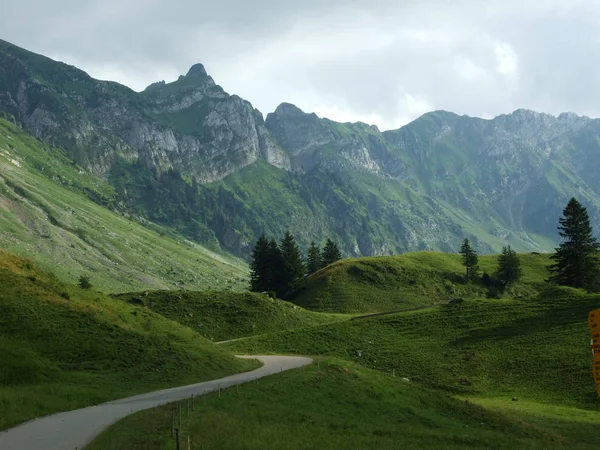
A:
[78, 275, 92, 290]
[322, 239, 342, 268]
[459, 238, 479, 282]
[249, 234, 270, 292]
[279, 231, 306, 296]
[548, 197, 600, 290]
[307, 241, 323, 275]
[267, 238, 284, 295]
[496, 245, 522, 288]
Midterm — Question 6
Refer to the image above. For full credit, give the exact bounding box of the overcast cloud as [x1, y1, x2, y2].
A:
[3, 0, 599, 129]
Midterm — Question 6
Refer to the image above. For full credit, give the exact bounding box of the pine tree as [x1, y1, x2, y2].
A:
[279, 231, 306, 296]
[548, 198, 600, 290]
[496, 245, 522, 288]
[322, 239, 342, 268]
[307, 241, 323, 275]
[249, 234, 270, 292]
[459, 238, 479, 282]
[78, 275, 92, 290]
[267, 237, 284, 295]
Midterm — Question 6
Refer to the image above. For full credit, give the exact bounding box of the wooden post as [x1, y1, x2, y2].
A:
[176, 428, 181, 450]
[188, 435, 191, 450]
[171, 411, 175, 437]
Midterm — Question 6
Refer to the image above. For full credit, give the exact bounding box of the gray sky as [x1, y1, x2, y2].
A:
[3, 0, 599, 129]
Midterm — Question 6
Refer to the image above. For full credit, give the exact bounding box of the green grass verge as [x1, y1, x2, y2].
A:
[0, 251, 258, 430]
[292, 251, 551, 312]
[86, 359, 600, 450]
[0, 118, 248, 292]
[113, 290, 347, 342]
[228, 287, 599, 408]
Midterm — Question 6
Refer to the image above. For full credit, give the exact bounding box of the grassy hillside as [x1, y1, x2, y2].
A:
[291, 251, 552, 313]
[114, 291, 345, 342]
[0, 251, 257, 430]
[88, 359, 600, 450]
[228, 287, 598, 408]
[0, 118, 248, 292]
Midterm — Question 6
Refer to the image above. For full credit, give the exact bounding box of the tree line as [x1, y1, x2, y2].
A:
[250, 232, 342, 298]
[459, 196, 600, 295]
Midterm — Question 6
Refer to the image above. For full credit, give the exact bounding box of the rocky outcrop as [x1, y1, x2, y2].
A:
[0, 39, 289, 182]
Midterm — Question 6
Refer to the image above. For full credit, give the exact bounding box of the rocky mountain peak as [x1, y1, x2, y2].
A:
[271, 102, 307, 117]
[186, 63, 208, 78]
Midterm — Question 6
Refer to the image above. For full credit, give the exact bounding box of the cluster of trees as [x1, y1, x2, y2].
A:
[460, 239, 522, 296]
[459, 197, 599, 295]
[250, 233, 342, 298]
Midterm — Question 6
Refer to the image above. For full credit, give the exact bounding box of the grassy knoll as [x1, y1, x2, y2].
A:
[0, 118, 248, 292]
[87, 359, 582, 450]
[0, 251, 258, 430]
[291, 251, 551, 312]
[228, 287, 599, 408]
[114, 290, 346, 342]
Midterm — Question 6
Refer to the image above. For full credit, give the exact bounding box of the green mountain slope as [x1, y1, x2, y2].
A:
[290, 251, 551, 313]
[0, 250, 257, 430]
[2, 39, 600, 259]
[0, 118, 248, 292]
[114, 290, 344, 342]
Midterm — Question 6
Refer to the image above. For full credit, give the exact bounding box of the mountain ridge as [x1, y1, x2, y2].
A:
[2, 38, 600, 259]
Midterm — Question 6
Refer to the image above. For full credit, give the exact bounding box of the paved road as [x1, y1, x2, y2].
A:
[0, 355, 312, 450]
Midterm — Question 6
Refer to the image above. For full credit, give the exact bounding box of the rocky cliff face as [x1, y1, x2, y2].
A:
[0, 40, 289, 182]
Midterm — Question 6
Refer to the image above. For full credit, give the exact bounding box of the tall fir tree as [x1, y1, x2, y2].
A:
[496, 245, 522, 287]
[307, 241, 323, 275]
[322, 239, 342, 268]
[249, 234, 270, 292]
[267, 237, 284, 295]
[548, 197, 600, 290]
[459, 238, 480, 282]
[279, 231, 306, 296]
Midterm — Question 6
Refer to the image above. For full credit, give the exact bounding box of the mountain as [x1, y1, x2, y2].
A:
[0, 117, 247, 292]
[2, 38, 600, 258]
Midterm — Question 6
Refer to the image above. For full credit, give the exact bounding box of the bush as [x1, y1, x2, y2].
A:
[78, 275, 92, 290]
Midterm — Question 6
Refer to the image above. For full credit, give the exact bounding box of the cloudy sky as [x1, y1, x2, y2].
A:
[2, 0, 599, 129]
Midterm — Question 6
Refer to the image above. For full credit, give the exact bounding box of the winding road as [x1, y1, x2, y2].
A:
[0, 355, 312, 450]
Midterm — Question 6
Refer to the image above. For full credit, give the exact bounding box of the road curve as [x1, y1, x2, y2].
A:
[0, 355, 312, 450]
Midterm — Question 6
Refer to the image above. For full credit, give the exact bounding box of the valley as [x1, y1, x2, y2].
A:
[0, 37, 600, 450]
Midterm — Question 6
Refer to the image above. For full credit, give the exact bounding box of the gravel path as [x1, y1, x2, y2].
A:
[0, 355, 312, 450]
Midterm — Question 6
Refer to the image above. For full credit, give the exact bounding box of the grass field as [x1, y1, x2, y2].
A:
[291, 251, 552, 312]
[114, 290, 347, 342]
[87, 359, 600, 450]
[0, 118, 248, 292]
[228, 287, 598, 407]
[0, 251, 257, 430]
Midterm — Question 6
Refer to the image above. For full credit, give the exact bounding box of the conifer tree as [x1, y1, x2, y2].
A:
[307, 241, 323, 275]
[267, 237, 284, 295]
[322, 239, 342, 268]
[459, 238, 479, 282]
[548, 197, 600, 290]
[249, 234, 270, 292]
[496, 245, 522, 288]
[279, 231, 306, 296]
